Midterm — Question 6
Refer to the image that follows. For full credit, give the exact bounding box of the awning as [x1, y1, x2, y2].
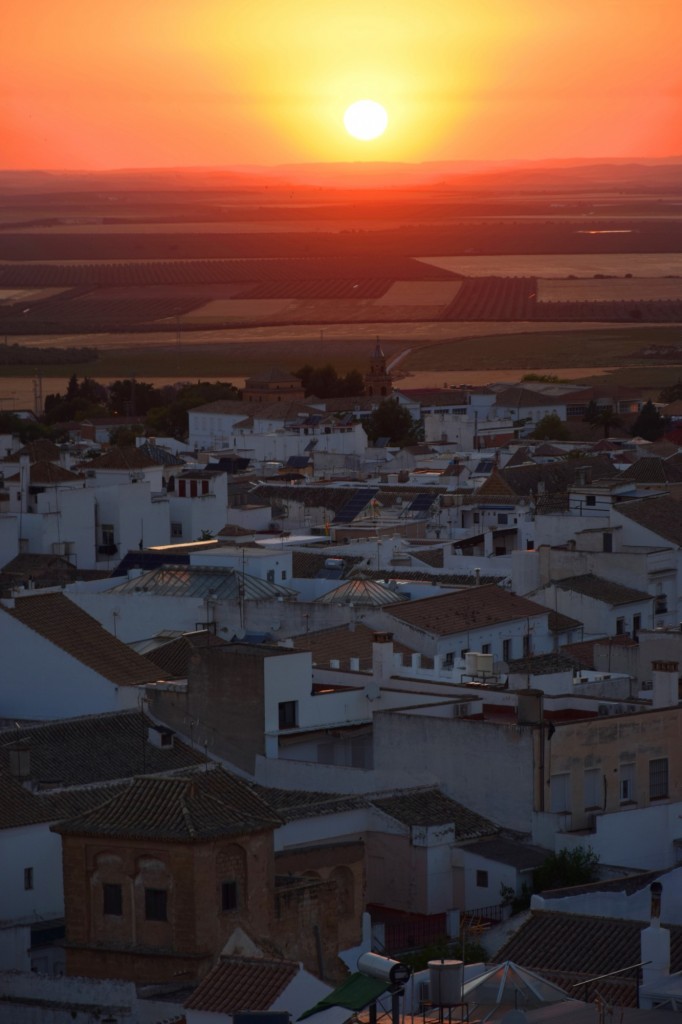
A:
[299, 972, 389, 1020]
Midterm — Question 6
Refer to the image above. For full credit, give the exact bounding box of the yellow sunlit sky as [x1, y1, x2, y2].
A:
[3, 0, 682, 170]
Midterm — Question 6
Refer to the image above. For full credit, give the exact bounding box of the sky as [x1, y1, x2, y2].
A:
[3, 0, 682, 170]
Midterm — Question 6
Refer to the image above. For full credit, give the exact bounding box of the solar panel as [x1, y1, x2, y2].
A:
[406, 492, 436, 514]
[333, 487, 378, 523]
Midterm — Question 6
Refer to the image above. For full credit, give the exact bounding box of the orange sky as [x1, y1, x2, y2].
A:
[3, 0, 682, 170]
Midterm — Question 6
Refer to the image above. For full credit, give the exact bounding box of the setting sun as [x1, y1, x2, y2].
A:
[343, 100, 388, 141]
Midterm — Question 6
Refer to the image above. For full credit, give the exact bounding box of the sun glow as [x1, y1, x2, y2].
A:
[343, 100, 388, 141]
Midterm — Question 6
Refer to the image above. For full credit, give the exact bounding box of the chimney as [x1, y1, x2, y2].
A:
[651, 661, 679, 709]
[368, 632, 393, 700]
[641, 882, 670, 1006]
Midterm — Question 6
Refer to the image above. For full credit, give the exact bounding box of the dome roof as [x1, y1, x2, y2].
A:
[317, 578, 406, 606]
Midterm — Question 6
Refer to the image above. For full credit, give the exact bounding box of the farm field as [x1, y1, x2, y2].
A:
[537, 278, 682, 301]
[417, 254, 682, 277]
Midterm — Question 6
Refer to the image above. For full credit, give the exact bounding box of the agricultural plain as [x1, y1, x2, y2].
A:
[1, 164, 682, 394]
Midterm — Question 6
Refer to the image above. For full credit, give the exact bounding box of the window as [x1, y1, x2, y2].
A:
[603, 532, 613, 553]
[523, 634, 531, 657]
[145, 888, 167, 921]
[616, 617, 625, 635]
[526, 539, 535, 550]
[633, 614, 641, 638]
[24, 867, 33, 891]
[281, 570, 287, 581]
[586, 495, 596, 507]
[502, 639, 512, 662]
[583, 768, 601, 809]
[481, 644, 491, 654]
[620, 763, 636, 803]
[649, 758, 669, 800]
[101, 524, 114, 546]
[103, 883, 122, 916]
[476, 870, 489, 888]
[278, 700, 298, 729]
[550, 773, 570, 814]
[498, 513, 508, 525]
[266, 569, 275, 583]
[221, 881, 238, 912]
[473, 513, 480, 524]
[655, 594, 668, 615]
[170, 522, 183, 538]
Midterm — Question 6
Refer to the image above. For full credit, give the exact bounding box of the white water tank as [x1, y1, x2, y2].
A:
[428, 960, 463, 1006]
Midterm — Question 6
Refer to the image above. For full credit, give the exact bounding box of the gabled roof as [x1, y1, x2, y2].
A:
[387, 584, 549, 636]
[140, 630, 227, 676]
[371, 788, 497, 837]
[78, 445, 158, 471]
[291, 621, 419, 671]
[184, 955, 299, 1014]
[461, 837, 550, 870]
[2, 439, 62, 463]
[0, 709, 206, 791]
[561, 634, 638, 670]
[4, 592, 165, 686]
[477, 458, 618, 500]
[497, 910, 682, 1008]
[53, 765, 282, 841]
[620, 457, 682, 484]
[4, 460, 82, 484]
[552, 573, 652, 606]
[617, 494, 682, 546]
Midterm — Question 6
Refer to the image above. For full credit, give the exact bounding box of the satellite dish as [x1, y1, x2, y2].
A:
[232, 628, 246, 640]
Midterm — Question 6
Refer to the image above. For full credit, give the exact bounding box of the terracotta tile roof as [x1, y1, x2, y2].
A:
[4, 592, 165, 686]
[508, 653, 582, 675]
[461, 837, 550, 870]
[291, 621, 418, 671]
[53, 765, 282, 841]
[561, 634, 638, 670]
[497, 910, 682, 1008]
[191, 398, 249, 416]
[247, 783, 368, 821]
[548, 610, 583, 633]
[0, 770, 127, 832]
[407, 547, 445, 569]
[184, 956, 299, 1014]
[617, 495, 682, 547]
[386, 584, 549, 636]
[0, 553, 98, 596]
[620, 457, 682, 484]
[553, 573, 652, 606]
[248, 780, 495, 837]
[0, 709, 206, 793]
[2, 439, 62, 463]
[477, 459, 618, 500]
[78, 445, 158, 470]
[142, 630, 227, 676]
[4, 460, 82, 484]
[371, 788, 497, 837]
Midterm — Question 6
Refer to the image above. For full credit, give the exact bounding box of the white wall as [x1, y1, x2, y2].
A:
[373, 710, 535, 832]
[0, 607, 133, 719]
[555, 800, 682, 872]
[0, 824, 64, 943]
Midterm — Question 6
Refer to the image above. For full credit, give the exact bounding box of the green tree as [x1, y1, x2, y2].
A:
[659, 379, 682, 404]
[365, 398, 422, 447]
[631, 399, 667, 441]
[294, 363, 365, 399]
[530, 413, 570, 441]
[533, 847, 599, 893]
